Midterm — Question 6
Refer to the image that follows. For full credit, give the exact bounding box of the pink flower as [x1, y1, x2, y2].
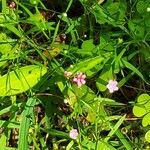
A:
[64, 71, 72, 78]
[69, 129, 78, 139]
[73, 73, 86, 87]
[106, 80, 119, 93]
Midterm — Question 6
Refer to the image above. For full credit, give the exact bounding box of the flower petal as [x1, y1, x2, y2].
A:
[80, 79, 86, 84]
[73, 78, 78, 82]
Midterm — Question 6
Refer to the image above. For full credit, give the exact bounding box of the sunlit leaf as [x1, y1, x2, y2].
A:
[145, 130, 150, 143]
[18, 97, 36, 150]
[0, 65, 47, 96]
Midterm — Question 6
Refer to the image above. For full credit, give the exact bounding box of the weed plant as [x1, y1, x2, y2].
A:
[0, 0, 150, 149]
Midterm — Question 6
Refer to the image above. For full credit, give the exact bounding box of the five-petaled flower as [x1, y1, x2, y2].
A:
[106, 80, 119, 93]
[73, 72, 86, 87]
[69, 129, 78, 139]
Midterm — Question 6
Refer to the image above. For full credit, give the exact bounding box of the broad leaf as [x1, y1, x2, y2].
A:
[133, 94, 150, 117]
[145, 130, 150, 143]
[68, 56, 104, 75]
[0, 65, 47, 96]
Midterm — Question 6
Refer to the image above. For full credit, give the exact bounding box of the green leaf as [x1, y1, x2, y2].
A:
[0, 33, 19, 59]
[138, 94, 150, 103]
[0, 33, 19, 67]
[91, 0, 127, 29]
[128, 19, 145, 39]
[5, 24, 22, 37]
[105, 115, 126, 142]
[0, 65, 47, 96]
[142, 112, 150, 127]
[122, 59, 145, 81]
[82, 40, 95, 51]
[133, 94, 150, 117]
[133, 105, 147, 117]
[118, 72, 135, 87]
[136, 0, 150, 14]
[133, 93, 150, 133]
[0, 134, 7, 149]
[97, 141, 117, 150]
[68, 56, 104, 75]
[65, 84, 96, 108]
[2, 0, 7, 13]
[0, 103, 21, 116]
[44, 128, 69, 138]
[96, 67, 113, 92]
[72, 84, 96, 102]
[18, 3, 33, 16]
[115, 129, 133, 150]
[66, 87, 77, 107]
[140, 45, 150, 62]
[0, 33, 14, 53]
[95, 97, 125, 106]
[0, 120, 20, 128]
[51, 21, 60, 45]
[66, 141, 74, 150]
[145, 130, 150, 143]
[18, 97, 36, 150]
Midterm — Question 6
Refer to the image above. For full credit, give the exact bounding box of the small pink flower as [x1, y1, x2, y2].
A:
[106, 80, 119, 93]
[73, 73, 86, 87]
[64, 71, 72, 78]
[69, 129, 78, 139]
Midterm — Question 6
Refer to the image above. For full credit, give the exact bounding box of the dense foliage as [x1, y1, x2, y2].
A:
[0, 0, 150, 149]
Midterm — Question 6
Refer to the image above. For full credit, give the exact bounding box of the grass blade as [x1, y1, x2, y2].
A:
[18, 97, 36, 150]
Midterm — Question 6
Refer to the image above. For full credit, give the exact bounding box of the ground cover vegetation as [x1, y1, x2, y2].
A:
[0, 0, 150, 149]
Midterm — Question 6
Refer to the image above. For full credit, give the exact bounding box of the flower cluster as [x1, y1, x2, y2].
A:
[73, 73, 86, 88]
[64, 71, 86, 88]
